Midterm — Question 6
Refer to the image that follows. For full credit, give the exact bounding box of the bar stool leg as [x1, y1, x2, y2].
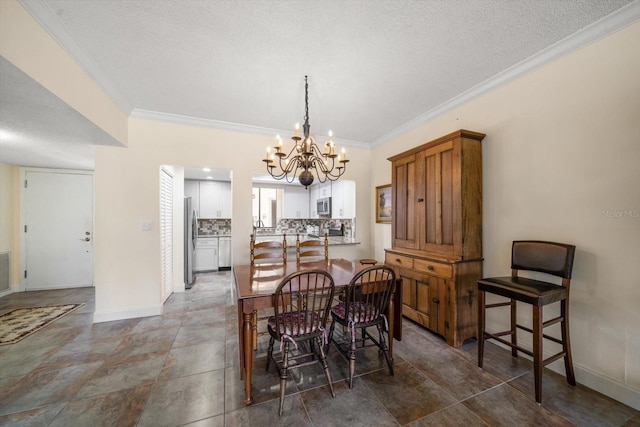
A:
[533, 305, 543, 403]
[510, 299, 518, 358]
[561, 299, 576, 386]
[477, 289, 485, 368]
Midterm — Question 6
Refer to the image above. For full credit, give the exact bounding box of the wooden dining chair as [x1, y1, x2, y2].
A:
[327, 265, 396, 388]
[250, 233, 287, 265]
[295, 233, 328, 263]
[249, 233, 287, 349]
[266, 269, 336, 415]
[477, 240, 576, 404]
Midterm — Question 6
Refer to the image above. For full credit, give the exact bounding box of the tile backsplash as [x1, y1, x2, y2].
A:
[198, 219, 232, 236]
[254, 218, 354, 237]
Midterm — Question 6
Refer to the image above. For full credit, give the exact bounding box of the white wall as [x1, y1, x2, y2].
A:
[371, 21, 640, 409]
[93, 117, 372, 321]
[0, 162, 19, 288]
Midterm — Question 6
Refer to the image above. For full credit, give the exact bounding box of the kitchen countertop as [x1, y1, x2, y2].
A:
[254, 233, 359, 246]
[198, 234, 231, 238]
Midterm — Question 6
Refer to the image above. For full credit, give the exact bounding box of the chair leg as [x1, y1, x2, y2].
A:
[317, 336, 336, 398]
[278, 341, 290, 416]
[348, 327, 357, 389]
[266, 336, 275, 372]
[478, 289, 485, 368]
[561, 299, 576, 386]
[376, 323, 394, 376]
[326, 319, 336, 355]
[533, 305, 543, 404]
[510, 299, 518, 358]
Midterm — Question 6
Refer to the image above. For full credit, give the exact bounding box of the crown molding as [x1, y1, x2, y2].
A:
[371, 0, 640, 147]
[19, 0, 640, 149]
[18, 0, 133, 115]
[130, 109, 370, 149]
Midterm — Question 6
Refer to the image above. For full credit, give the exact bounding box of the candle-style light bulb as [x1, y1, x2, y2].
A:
[341, 148, 346, 161]
[294, 123, 300, 137]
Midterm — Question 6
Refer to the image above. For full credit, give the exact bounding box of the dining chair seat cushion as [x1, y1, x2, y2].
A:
[331, 302, 379, 324]
[267, 311, 323, 337]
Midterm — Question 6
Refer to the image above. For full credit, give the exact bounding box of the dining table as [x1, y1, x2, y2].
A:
[233, 258, 403, 405]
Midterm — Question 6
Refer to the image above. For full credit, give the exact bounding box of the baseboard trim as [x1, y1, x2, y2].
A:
[93, 305, 162, 323]
[0, 283, 23, 297]
[563, 361, 640, 411]
[491, 339, 640, 410]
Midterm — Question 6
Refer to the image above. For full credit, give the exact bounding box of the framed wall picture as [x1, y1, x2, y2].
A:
[376, 184, 392, 223]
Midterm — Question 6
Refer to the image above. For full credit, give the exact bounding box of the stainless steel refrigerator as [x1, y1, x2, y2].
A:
[184, 197, 197, 288]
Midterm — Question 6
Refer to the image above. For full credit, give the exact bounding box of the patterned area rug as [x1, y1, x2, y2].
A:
[0, 304, 83, 345]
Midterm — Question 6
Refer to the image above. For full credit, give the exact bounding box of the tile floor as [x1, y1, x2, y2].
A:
[0, 271, 638, 426]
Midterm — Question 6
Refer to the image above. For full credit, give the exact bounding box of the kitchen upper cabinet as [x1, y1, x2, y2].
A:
[318, 182, 331, 198]
[331, 180, 355, 219]
[309, 185, 319, 218]
[185, 180, 199, 210]
[217, 182, 232, 218]
[283, 186, 310, 218]
[191, 180, 232, 219]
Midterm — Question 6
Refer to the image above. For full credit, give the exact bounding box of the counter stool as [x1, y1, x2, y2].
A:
[477, 240, 576, 404]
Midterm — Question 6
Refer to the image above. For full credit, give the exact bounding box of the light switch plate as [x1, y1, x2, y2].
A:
[140, 221, 152, 231]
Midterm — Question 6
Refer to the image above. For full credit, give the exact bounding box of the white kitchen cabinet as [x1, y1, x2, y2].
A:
[195, 237, 218, 271]
[331, 180, 356, 219]
[217, 182, 232, 218]
[318, 182, 331, 198]
[185, 180, 199, 206]
[283, 186, 310, 218]
[199, 181, 217, 218]
[198, 181, 232, 219]
[309, 185, 319, 218]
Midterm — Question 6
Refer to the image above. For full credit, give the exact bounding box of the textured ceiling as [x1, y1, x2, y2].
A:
[1, 0, 639, 169]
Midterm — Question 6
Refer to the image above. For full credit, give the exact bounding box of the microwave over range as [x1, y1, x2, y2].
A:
[317, 197, 331, 216]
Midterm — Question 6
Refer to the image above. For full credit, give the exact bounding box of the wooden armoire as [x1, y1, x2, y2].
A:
[385, 129, 484, 347]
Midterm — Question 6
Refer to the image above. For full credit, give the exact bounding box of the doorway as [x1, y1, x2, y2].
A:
[21, 169, 93, 290]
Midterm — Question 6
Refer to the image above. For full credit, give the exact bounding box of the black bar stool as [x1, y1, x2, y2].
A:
[477, 240, 576, 403]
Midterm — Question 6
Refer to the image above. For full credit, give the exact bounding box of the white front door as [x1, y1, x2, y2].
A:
[23, 170, 93, 290]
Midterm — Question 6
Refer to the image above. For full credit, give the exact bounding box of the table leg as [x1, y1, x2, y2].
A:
[237, 302, 244, 380]
[388, 291, 394, 361]
[243, 311, 254, 405]
[252, 310, 258, 350]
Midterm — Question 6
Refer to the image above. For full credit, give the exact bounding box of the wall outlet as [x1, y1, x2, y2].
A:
[140, 221, 152, 231]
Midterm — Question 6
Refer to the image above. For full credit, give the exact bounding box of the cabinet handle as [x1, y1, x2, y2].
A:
[427, 265, 434, 271]
[395, 258, 401, 263]
[432, 298, 440, 304]
[417, 198, 424, 202]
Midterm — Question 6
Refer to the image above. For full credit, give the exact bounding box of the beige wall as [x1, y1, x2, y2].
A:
[94, 118, 372, 319]
[0, 162, 19, 286]
[371, 21, 640, 408]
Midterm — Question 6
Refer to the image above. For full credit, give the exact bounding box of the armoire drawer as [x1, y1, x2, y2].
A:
[385, 253, 414, 269]
[414, 258, 453, 279]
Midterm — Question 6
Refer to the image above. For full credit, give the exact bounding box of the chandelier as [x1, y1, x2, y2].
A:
[263, 76, 348, 188]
